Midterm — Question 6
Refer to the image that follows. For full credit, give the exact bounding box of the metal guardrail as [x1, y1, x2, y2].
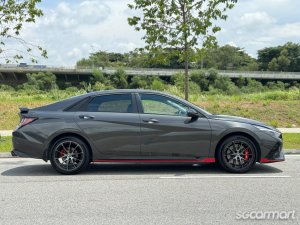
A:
[0, 65, 300, 80]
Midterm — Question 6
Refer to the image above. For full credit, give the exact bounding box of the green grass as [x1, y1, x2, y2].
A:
[1, 89, 300, 129]
[283, 133, 300, 149]
[0, 136, 12, 152]
[0, 134, 299, 153]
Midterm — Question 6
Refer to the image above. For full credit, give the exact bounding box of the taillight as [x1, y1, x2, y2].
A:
[17, 117, 37, 129]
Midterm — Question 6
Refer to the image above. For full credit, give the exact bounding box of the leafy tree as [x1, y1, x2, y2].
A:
[0, 0, 47, 63]
[258, 42, 300, 72]
[204, 45, 258, 70]
[128, 0, 237, 100]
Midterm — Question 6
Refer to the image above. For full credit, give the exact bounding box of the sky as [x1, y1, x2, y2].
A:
[15, 0, 300, 66]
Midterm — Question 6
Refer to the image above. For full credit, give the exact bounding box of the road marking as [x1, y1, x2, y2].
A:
[159, 175, 291, 179]
[285, 155, 300, 157]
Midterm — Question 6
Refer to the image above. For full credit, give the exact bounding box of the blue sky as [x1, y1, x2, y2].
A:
[16, 0, 300, 66]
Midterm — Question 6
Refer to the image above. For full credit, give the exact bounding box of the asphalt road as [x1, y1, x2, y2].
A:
[0, 156, 299, 225]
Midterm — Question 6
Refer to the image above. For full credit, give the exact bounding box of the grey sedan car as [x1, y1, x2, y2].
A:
[12, 89, 284, 174]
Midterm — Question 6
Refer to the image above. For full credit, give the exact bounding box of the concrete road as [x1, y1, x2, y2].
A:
[0, 156, 299, 225]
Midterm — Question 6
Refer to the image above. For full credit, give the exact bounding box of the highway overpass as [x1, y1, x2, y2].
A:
[0, 65, 300, 85]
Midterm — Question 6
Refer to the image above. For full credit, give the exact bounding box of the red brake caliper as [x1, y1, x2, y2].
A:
[244, 148, 249, 161]
[60, 147, 67, 157]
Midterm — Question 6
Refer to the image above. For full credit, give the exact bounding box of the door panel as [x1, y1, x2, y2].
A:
[74, 93, 141, 159]
[140, 114, 211, 158]
[75, 112, 141, 159]
[137, 93, 211, 159]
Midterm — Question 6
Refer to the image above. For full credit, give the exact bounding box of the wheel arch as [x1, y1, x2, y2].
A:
[214, 132, 261, 162]
[43, 132, 93, 162]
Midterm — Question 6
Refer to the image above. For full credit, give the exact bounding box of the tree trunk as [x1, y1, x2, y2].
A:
[184, 54, 189, 101]
[182, 0, 189, 101]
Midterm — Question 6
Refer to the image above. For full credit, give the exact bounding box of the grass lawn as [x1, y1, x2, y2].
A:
[0, 136, 12, 152]
[1, 90, 300, 129]
[0, 134, 299, 153]
[283, 133, 300, 149]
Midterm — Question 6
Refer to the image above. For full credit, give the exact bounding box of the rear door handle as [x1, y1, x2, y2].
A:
[143, 118, 159, 124]
[79, 115, 95, 120]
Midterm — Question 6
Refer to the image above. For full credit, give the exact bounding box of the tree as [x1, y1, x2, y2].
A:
[258, 42, 300, 72]
[0, 0, 47, 63]
[128, 0, 237, 100]
[203, 45, 258, 70]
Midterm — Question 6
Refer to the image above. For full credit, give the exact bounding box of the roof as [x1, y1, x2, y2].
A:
[87, 89, 166, 95]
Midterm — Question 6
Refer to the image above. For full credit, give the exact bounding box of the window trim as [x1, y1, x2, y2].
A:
[78, 93, 138, 113]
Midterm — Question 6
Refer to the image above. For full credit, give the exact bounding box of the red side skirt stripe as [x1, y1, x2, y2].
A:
[93, 157, 216, 163]
[260, 158, 285, 163]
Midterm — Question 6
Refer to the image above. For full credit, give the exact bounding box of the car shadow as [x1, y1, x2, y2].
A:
[1, 162, 283, 177]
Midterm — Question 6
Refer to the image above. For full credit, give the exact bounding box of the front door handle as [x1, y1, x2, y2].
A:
[79, 115, 95, 120]
[143, 118, 159, 124]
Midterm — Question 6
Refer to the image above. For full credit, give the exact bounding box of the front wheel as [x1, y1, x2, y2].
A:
[217, 136, 257, 173]
[50, 136, 90, 175]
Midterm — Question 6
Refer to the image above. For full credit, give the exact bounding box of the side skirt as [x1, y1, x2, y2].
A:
[93, 158, 216, 163]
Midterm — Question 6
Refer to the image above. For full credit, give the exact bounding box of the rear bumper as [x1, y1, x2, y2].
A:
[12, 129, 45, 159]
[11, 150, 31, 158]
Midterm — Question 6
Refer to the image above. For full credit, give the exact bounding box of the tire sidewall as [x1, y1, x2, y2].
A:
[50, 136, 90, 175]
[217, 136, 257, 173]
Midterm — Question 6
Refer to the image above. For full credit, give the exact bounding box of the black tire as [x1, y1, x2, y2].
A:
[50, 136, 90, 175]
[217, 135, 257, 173]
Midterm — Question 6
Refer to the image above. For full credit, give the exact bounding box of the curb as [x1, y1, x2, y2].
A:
[284, 150, 300, 154]
[1, 150, 300, 158]
[0, 152, 15, 158]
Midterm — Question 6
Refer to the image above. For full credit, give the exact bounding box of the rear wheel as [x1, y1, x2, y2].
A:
[50, 136, 90, 175]
[217, 136, 257, 173]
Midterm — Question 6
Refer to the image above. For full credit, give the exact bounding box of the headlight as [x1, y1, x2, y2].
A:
[254, 125, 281, 138]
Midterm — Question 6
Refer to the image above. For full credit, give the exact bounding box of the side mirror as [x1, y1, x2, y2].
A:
[187, 108, 199, 118]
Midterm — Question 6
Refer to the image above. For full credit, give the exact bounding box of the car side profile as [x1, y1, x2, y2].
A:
[12, 89, 285, 174]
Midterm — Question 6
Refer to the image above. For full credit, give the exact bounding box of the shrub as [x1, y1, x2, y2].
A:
[190, 70, 209, 91]
[150, 79, 165, 91]
[0, 84, 14, 92]
[92, 69, 105, 84]
[109, 68, 128, 89]
[25, 72, 56, 91]
[130, 76, 149, 89]
[93, 82, 108, 91]
[65, 87, 79, 93]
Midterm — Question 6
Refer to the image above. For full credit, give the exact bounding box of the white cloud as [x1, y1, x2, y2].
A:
[238, 12, 275, 27]
[2, 0, 299, 65]
[270, 22, 300, 38]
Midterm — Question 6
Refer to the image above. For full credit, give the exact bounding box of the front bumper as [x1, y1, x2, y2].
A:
[260, 141, 285, 163]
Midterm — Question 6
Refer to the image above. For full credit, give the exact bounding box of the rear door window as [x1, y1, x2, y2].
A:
[86, 94, 134, 113]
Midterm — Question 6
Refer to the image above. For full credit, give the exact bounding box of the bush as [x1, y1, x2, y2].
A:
[130, 76, 149, 89]
[190, 70, 209, 91]
[109, 68, 128, 89]
[241, 78, 266, 93]
[150, 79, 165, 91]
[92, 69, 105, 84]
[25, 72, 56, 91]
[0, 84, 14, 91]
[171, 72, 185, 91]
[65, 87, 79, 93]
[93, 82, 110, 91]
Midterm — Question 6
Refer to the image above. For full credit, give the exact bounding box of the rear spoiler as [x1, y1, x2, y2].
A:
[19, 107, 30, 114]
